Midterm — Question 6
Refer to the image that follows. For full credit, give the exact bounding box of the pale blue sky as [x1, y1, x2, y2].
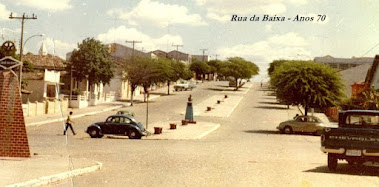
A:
[0, 0, 377, 78]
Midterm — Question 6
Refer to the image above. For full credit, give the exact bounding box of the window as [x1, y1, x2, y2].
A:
[347, 115, 379, 126]
[296, 117, 307, 122]
[309, 117, 318, 123]
[121, 117, 131, 123]
[112, 117, 120, 123]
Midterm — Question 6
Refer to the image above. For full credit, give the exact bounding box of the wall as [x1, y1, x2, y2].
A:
[22, 99, 68, 117]
[23, 80, 44, 102]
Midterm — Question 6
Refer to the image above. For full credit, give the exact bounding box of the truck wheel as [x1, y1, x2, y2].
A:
[328, 154, 338, 171]
[283, 126, 293, 134]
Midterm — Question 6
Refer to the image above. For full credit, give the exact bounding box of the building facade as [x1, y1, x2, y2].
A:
[314, 55, 374, 70]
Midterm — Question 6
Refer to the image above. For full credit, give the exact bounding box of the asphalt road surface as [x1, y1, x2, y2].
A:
[26, 81, 379, 186]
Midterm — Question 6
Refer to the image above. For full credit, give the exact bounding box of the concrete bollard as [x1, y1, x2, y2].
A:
[154, 127, 163, 134]
[170, 123, 177, 129]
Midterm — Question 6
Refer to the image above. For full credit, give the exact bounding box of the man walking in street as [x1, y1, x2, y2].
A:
[64, 111, 76, 135]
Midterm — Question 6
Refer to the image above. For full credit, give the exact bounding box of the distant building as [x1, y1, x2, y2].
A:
[314, 55, 374, 70]
[192, 54, 209, 62]
[108, 43, 150, 60]
[22, 50, 66, 102]
[149, 50, 168, 59]
[339, 63, 371, 97]
[167, 50, 192, 64]
[364, 55, 379, 90]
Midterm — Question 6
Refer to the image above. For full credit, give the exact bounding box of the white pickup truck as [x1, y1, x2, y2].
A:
[174, 80, 196, 91]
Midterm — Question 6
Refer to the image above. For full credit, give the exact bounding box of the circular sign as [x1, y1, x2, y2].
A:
[1, 41, 17, 56]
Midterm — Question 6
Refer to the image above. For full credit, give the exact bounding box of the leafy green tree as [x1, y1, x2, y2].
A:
[123, 57, 159, 105]
[69, 38, 115, 86]
[342, 88, 379, 110]
[189, 59, 211, 82]
[220, 57, 259, 90]
[155, 58, 175, 95]
[207, 60, 223, 80]
[267, 60, 287, 77]
[270, 60, 345, 115]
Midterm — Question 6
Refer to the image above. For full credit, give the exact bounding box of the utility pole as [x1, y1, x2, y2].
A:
[172, 44, 183, 61]
[200, 49, 208, 62]
[214, 54, 219, 60]
[125, 40, 142, 58]
[9, 12, 37, 91]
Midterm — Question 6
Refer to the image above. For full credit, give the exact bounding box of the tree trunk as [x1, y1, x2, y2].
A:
[235, 77, 239, 90]
[130, 85, 136, 106]
[304, 105, 308, 116]
[167, 82, 170, 95]
[143, 86, 148, 102]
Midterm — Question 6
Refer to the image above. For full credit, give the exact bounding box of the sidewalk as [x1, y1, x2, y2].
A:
[24, 87, 162, 127]
[2, 156, 102, 187]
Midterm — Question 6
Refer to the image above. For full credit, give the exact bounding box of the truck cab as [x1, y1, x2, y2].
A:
[320, 110, 379, 170]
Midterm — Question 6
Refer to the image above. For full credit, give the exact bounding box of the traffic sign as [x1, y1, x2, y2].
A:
[0, 56, 22, 70]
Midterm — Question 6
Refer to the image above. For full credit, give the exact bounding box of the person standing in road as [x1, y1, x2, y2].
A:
[64, 111, 76, 135]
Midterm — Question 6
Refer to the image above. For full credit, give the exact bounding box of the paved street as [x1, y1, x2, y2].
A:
[8, 81, 379, 186]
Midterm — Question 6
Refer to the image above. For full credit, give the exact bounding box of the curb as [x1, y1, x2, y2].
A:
[26, 105, 125, 127]
[195, 124, 221, 139]
[225, 96, 244, 118]
[6, 161, 103, 187]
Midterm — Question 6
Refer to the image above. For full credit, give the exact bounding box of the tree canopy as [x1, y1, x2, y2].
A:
[189, 58, 211, 80]
[123, 56, 159, 104]
[267, 59, 287, 77]
[69, 38, 115, 85]
[270, 60, 345, 115]
[220, 57, 259, 90]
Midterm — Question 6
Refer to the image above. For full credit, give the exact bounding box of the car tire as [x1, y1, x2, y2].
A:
[328, 154, 338, 171]
[89, 128, 101, 138]
[128, 129, 141, 139]
[283, 126, 293, 134]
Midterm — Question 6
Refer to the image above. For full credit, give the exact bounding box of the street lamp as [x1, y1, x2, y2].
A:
[22, 33, 45, 58]
[19, 33, 44, 92]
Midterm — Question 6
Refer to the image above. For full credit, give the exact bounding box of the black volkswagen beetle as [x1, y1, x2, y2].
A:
[86, 114, 147, 139]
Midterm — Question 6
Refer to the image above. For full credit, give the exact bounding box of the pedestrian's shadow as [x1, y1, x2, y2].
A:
[305, 164, 379, 177]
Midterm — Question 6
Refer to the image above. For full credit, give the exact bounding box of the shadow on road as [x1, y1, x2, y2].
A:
[245, 130, 319, 137]
[254, 106, 289, 110]
[257, 88, 274, 92]
[244, 130, 280, 135]
[258, 101, 281, 105]
[206, 88, 247, 92]
[206, 88, 227, 92]
[305, 164, 379, 177]
[260, 97, 277, 100]
[150, 93, 176, 97]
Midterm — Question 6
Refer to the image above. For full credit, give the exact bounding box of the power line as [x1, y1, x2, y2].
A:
[172, 44, 183, 60]
[125, 40, 142, 57]
[361, 42, 379, 57]
[200, 48, 208, 62]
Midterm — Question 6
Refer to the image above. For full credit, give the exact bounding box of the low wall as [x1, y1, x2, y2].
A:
[22, 99, 68, 117]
